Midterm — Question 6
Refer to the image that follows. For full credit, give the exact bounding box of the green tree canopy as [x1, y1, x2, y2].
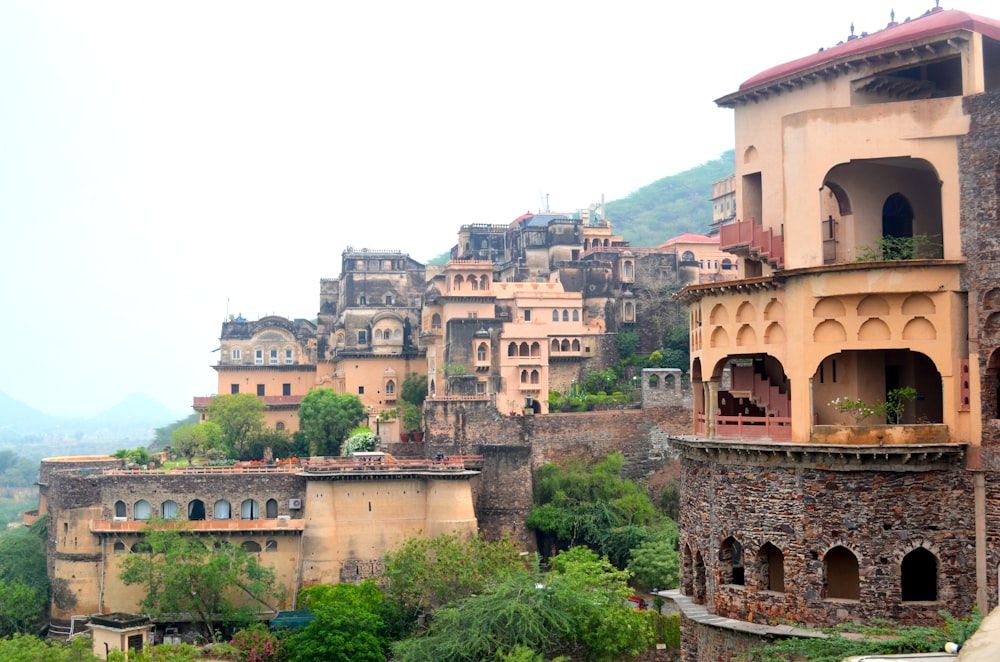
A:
[207, 393, 266, 459]
[400, 372, 427, 407]
[0, 518, 49, 636]
[383, 532, 526, 613]
[298, 389, 365, 456]
[526, 453, 677, 583]
[287, 581, 406, 662]
[391, 547, 653, 662]
[171, 422, 221, 465]
[118, 527, 284, 640]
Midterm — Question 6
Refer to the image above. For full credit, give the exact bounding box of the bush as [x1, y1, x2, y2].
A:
[231, 624, 286, 662]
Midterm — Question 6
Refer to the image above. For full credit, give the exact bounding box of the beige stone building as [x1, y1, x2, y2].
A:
[671, 6, 1000, 659]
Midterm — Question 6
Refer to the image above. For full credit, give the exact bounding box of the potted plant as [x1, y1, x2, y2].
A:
[402, 403, 424, 442]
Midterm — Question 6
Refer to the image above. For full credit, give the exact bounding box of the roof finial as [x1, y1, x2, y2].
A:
[891, 9, 895, 22]
[850, 21, 855, 36]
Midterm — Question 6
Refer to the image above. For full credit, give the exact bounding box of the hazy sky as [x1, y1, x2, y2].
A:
[2, 1, 995, 417]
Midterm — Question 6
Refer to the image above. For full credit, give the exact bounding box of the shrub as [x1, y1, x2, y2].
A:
[231, 624, 287, 662]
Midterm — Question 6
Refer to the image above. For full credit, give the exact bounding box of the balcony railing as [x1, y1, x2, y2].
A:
[719, 219, 784, 268]
[715, 414, 792, 441]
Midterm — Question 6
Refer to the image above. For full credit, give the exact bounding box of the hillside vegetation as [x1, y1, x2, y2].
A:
[606, 150, 735, 247]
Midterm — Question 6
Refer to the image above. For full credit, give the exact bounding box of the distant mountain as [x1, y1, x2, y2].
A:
[0, 390, 186, 446]
[605, 150, 735, 247]
[87, 392, 183, 428]
[0, 391, 55, 429]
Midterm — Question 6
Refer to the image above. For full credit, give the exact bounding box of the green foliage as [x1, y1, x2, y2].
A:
[151, 413, 199, 452]
[0, 449, 39, 487]
[581, 369, 619, 396]
[207, 393, 266, 459]
[108, 642, 206, 661]
[626, 525, 680, 590]
[113, 446, 151, 466]
[745, 610, 983, 661]
[0, 517, 49, 635]
[400, 372, 427, 407]
[829, 386, 918, 424]
[240, 428, 293, 462]
[230, 624, 286, 661]
[342, 431, 378, 456]
[615, 330, 639, 360]
[604, 150, 734, 246]
[401, 403, 423, 433]
[0, 633, 94, 662]
[383, 532, 526, 613]
[118, 527, 285, 640]
[391, 547, 653, 662]
[287, 581, 403, 662]
[425, 250, 452, 266]
[297, 389, 365, 456]
[526, 454, 679, 588]
[171, 422, 221, 465]
[856, 233, 942, 262]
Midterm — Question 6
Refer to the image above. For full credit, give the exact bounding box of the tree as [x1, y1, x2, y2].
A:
[383, 532, 526, 613]
[0, 518, 49, 636]
[626, 525, 680, 590]
[118, 527, 284, 640]
[114, 446, 151, 467]
[287, 581, 405, 662]
[151, 413, 199, 452]
[298, 389, 364, 456]
[171, 422, 221, 465]
[400, 372, 427, 407]
[526, 453, 676, 583]
[391, 547, 653, 662]
[207, 393, 266, 459]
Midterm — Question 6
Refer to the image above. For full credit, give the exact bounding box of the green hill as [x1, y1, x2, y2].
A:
[605, 150, 734, 247]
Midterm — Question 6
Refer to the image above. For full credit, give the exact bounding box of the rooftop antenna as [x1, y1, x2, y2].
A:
[539, 192, 550, 212]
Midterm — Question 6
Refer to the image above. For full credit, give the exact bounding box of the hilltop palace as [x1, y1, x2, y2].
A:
[32, 5, 1000, 660]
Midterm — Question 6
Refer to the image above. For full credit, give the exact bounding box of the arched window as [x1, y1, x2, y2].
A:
[471, 278, 479, 291]
[477, 343, 488, 361]
[188, 499, 206, 521]
[265, 540, 278, 552]
[359, 295, 367, 305]
[623, 261, 633, 278]
[432, 313, 442, 329]
[530, 370, 540, 384]
[719, 536, 744, 585]
[134, 500, 151, 521]
[519, 342, 530, 357]
[571, 339, 580, 351]
[241, 499, 259, 520]
[759, 542, 785, 592]
[573, 310, 579, 321]
[266, 499, 278, 519]
[624, 301, 635, 322]
[375, 329, 383, 340]
[161, 500, 179, 520]
[682, 250, 695, 262]
[214, 500, 232, 520]
[113, 542, 126, 554]
[824, 546, 860, 599]
[901, 548, 938, 601]
[508, 342, 517, 357]
[530, 342, 540, 357]
[386, 380, 396, 394]
[552, 310, 559, 322]
[242, 541, 262, 553]
[551, 339, 560, 353]
[520, 370, 528, 383]
[722, 258, 733, 270]
[276, 421, 285, 431]
[562, 310, 569, 322]
[114, 500, 126, 519]
[480, 275, 489, 290]
[454, 275, 464, 290]
[561, 339, 570, 352]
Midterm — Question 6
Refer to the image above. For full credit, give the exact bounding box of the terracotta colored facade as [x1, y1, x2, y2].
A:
[672, 8, 1000, 659]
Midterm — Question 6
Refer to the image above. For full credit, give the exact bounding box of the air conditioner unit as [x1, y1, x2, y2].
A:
[113, 517, 127, 522]
[288, 498, 302, 510]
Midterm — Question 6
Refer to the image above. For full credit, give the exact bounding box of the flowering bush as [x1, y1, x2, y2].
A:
[342, 431, 378, 456]
[829, 387, 918, 425]
[231, 625, 286, 662]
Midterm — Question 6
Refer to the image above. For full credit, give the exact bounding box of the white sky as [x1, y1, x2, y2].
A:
[1, 1, 995, 417]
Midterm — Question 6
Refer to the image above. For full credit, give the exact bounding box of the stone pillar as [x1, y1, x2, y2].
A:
[705, 380, 719, 438]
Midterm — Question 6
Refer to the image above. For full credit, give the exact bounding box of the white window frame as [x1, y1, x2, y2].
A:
[269, 349, 278, 365]
[255, 349, 263, 365]
[231, 348, 241, 361]
[285, 349, 293, 364]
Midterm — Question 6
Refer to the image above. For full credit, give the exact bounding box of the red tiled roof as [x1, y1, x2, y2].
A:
[655, 232, 718, 249]
[725, 8, 1000, 99]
